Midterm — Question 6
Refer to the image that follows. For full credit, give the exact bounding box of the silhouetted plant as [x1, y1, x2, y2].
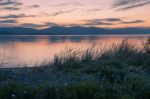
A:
[144, 37, 150, 55]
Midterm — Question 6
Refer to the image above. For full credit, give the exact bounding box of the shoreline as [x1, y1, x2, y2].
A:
[0, 40, 149, 99]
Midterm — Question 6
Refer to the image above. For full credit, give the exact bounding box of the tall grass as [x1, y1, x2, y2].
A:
[0, 39, 150, 99]
[52, 40, 149, 71]
[144, 37, 150, 55]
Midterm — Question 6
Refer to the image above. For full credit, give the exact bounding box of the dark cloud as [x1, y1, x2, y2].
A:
[20, 22, 59, 28]
[20, 23, 45, 28]
[118, 1, 150, 10]
[0, 19, 17, 23]
[0, 6, 20, 10]
[122, 20, 145, 24]
[88, 8, 101, 13]
[0, 14, 36, 19]
[113, 0, 150, 10]
[0, 0, 22, 11]
[83, 18, 145, 26]
[50, 9, 75, 16]
[64, 23, 81, 27]
[54, 2, 83, 7]
[100, 18, 122, 22]
[27, 4, 40, 9]
[84, 21, 113, 26]
[114, 0, 149, 6]
[44, 22, 59, 26]
[114, 0, 138, 6]
[84, 19, 114, 26]
[84, 18, 122, 25]
[0, 0, 22, 6]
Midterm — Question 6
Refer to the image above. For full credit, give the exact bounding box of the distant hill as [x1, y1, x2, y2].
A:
[0, 27, 37, 35]
[114, 27, 150, 34]
[0, 26, 149, 35]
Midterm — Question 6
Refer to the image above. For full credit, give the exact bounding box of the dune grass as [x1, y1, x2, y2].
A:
[0, 39, 150, 99]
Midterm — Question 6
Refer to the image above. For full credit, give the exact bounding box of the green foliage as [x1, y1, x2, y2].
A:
[0, 82, 135, 99]
[0, 82, 37, 99]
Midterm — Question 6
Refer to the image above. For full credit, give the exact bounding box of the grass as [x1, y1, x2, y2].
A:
[52, 40, 150, 71]
[0, 79, 149, 99]
[0, 38, 150, 99]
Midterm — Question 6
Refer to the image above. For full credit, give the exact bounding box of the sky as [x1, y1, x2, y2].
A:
[0, 0, 150, 29]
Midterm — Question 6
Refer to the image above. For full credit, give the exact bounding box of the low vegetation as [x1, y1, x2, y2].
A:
[0, 38, 150, 99]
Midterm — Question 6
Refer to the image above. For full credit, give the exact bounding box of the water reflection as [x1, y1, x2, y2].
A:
[0, 35, 149, 68]
[0, 35, 100, 43]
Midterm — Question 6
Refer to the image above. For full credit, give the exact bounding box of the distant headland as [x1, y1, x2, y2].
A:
[0, 26, 150, 35]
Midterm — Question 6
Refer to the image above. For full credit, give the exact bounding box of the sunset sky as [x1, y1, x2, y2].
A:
[0, 0, 150, 29]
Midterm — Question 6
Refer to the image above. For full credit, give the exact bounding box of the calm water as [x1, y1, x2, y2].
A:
[0, 35, 149, 68]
